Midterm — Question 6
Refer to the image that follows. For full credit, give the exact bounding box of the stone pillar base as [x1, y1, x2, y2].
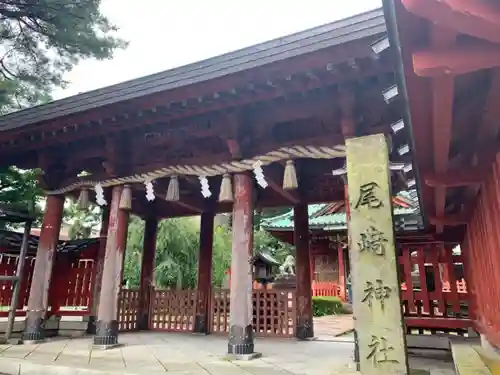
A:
[353, 329, 360, 371]
[228, 325, 255, 355]
[481, 333, 500, 354]
[137, 313, 149, 331]
[86, 316, 97, 334]
[296, 318, 314, 340]
[193, 314, 209, 335]
[23, 312, 44, 344]
[93, 320, 119, 349]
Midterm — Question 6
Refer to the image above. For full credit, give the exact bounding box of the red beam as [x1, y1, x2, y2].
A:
[429, 27, 455, 234]
[266, 177, 300, 205]
[404, 317, 472, 329]
[413, 45, 500, 77]
[402, 0, 500, 44]
[424, 168, 487, 188]
[429, 214, 469, 227]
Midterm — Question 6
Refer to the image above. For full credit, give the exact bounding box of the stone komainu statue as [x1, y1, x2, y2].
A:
[279, 255, 295, 276]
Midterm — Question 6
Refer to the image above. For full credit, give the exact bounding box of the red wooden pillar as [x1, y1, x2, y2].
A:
[194, 211, 214, 334]
[294, 203, 314, 339]
[228, 173, 257, 356]
[88, 203, 110, 333]
[93, 186, 129, 348]
[23, 194, 65, 343]
[138, 216, 157, 330]
[337, 244, 346, 301]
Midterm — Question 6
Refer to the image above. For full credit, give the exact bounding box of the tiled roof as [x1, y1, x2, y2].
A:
[262, 192, 421, 231]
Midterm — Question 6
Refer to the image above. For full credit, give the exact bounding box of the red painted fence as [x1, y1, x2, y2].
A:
[399, 244, 471, 333]
[0, 254, 35, 316]
[0, 254, 95, 317]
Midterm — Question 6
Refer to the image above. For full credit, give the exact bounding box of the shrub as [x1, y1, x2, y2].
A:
[312, 296, 344, 317]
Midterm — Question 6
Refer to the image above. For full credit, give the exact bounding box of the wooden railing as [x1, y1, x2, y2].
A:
[148, 288, 197, 332]
[211, 289, 296, 337]
[118, 288, 141, 332]
[311, 281, 342, 298]
[399, 245, 472, 334]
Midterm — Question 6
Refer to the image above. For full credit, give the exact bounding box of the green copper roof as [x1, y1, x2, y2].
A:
[261, 204, 416, 231]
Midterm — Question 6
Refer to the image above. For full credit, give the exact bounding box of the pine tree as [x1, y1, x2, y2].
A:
[0, 0, 126, 112]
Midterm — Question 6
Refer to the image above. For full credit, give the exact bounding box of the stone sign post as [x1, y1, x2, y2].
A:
[346, 134, 409, 375]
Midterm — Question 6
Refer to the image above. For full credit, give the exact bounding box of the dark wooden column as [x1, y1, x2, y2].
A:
[228, 173, 257, 356]
[194, 211, 214, 334]
[294, 203, 314, 339]
[88, 204, 110, 334]
[93, 185, 130, 348]
[23, 194, 65, 343]
[138, 216, 158, 330]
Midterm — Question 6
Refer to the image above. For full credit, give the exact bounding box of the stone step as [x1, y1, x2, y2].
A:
[451, 341, 491, 375]
[475, 345, 500, 375]
[0, 357, 167, 375]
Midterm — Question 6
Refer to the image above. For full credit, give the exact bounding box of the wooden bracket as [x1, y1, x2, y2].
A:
[402, 0, 500, 45]
[424, 168, 487, 188]
[413, 45, 500, 77]
[429, 213, 469, 227]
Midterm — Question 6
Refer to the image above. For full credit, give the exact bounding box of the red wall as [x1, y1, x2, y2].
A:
[463, 154, 500, 347]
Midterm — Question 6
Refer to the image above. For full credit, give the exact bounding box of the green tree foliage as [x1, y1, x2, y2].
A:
[0, 0, 126, 111]
[0, 1, 126, 218]
[0, 167, 43, 227]
[123, 214, 293, 289]
[64, 201, 101, 240]
[253, 229, 293, 263]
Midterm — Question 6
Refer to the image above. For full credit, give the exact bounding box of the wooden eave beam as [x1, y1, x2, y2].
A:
[1, 61, 393, 150]
[393, 0, 435, 223]
[402, 0, 500, 44]
[413, 45, 500, 77]
[423, 167, 487, 188]
[339, 88, 356, 138]
[429, 213, 469, 227]
[429, 27, 456, 233]
[169, 199, 205, 214]
[135, 183, 205, 214]
[266, 176, 300, 205]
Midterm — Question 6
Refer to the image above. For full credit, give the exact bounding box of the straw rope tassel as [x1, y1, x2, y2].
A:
[119, 185, 132, 210]
[218, 173, 233, 202]
[77, 188, 90, 210]
[283, 160, 298, 190]
[166, 175, 180, 201]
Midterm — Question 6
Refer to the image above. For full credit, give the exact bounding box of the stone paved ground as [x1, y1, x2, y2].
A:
[313, 315, 354, 340]
[0, 332, 455, 375]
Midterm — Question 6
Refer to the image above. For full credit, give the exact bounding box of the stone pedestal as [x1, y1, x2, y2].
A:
[273, 275, 297, 289]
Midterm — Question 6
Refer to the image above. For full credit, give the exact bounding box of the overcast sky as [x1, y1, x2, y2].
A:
[53, 0, 382, 99]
